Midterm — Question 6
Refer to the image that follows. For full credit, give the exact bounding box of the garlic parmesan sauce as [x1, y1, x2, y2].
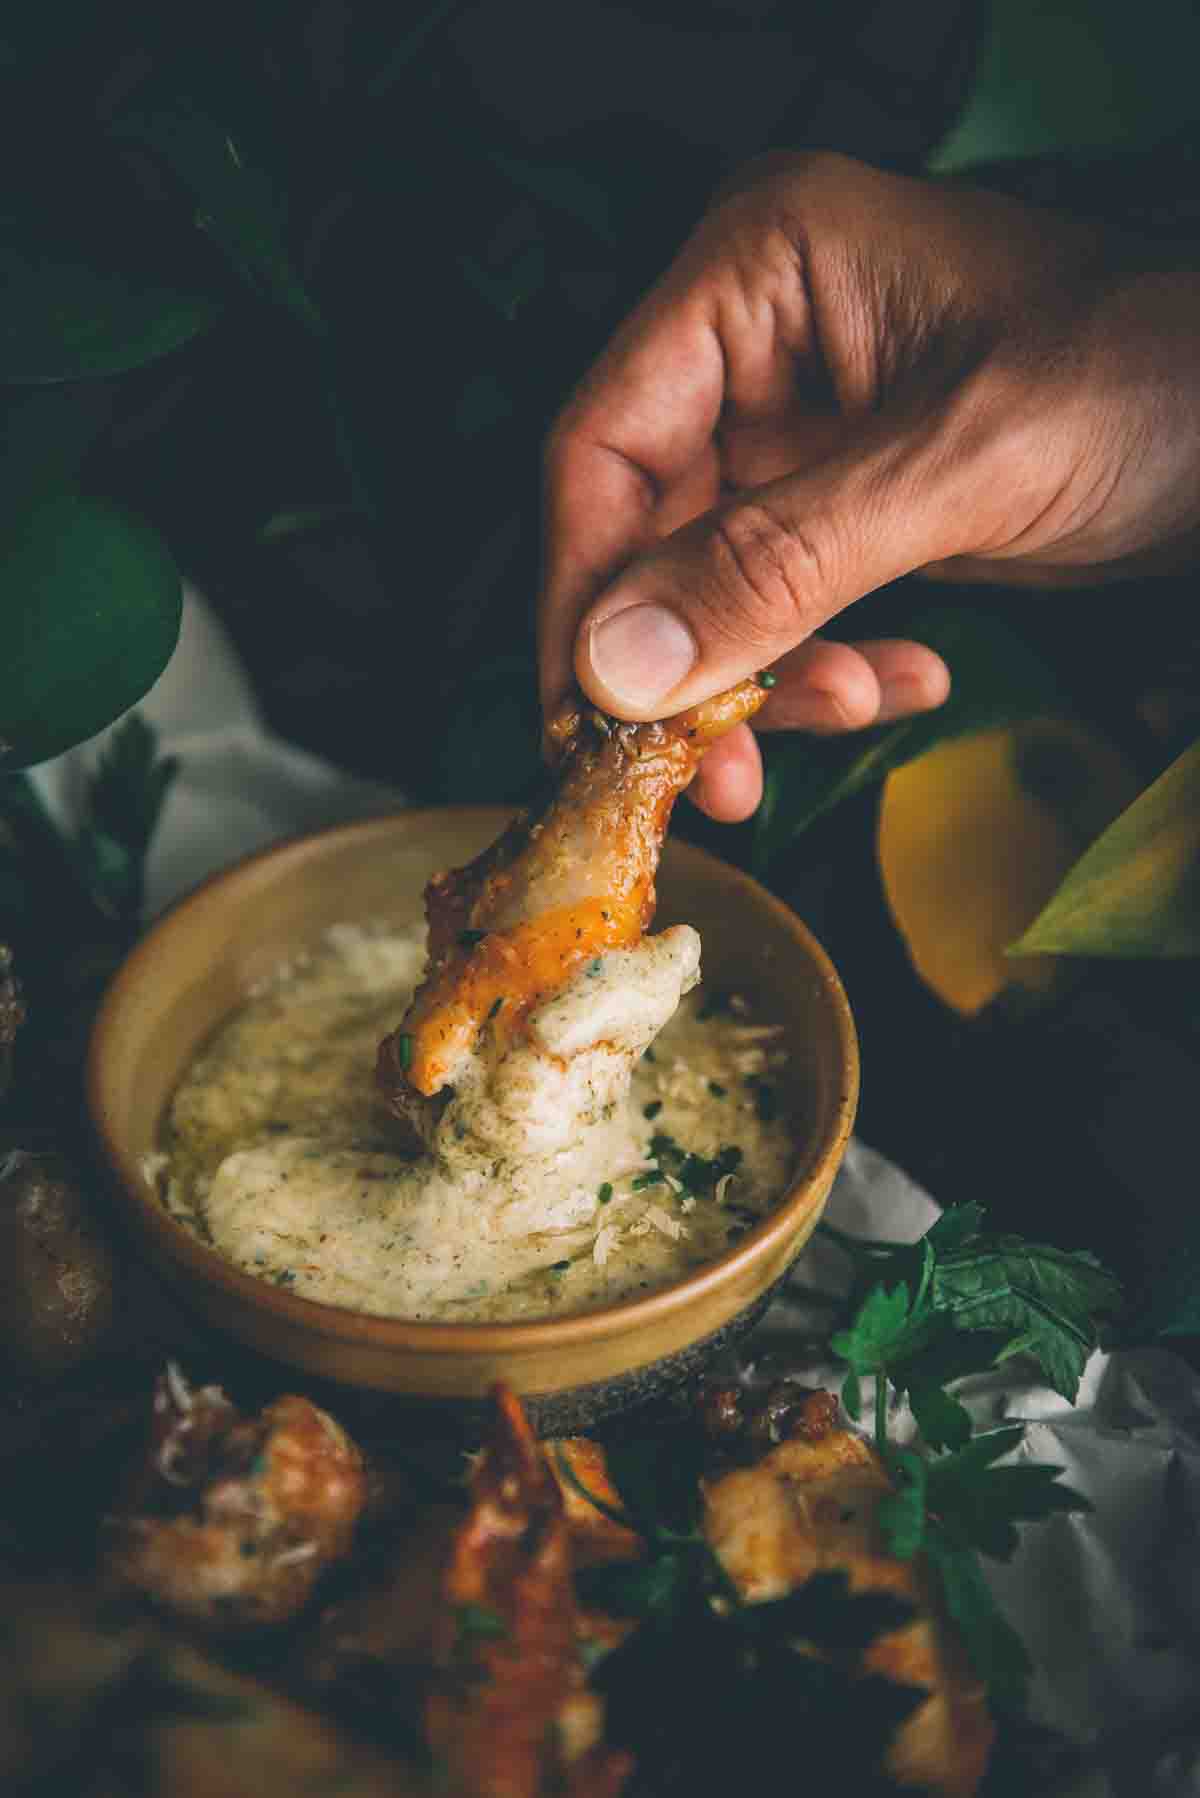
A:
[153, 923, 797, 1322]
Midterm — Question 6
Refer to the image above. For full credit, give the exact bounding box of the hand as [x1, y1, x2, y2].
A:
[540, 152, 1200, 820]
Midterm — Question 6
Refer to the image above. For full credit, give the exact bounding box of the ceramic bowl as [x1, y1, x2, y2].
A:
[87, 810, 857, 1433]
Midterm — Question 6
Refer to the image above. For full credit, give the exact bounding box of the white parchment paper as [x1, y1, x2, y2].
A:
[43, 591, 1200, 1795]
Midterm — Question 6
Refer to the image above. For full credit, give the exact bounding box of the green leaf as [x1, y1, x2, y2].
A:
[75, 713, 179, 918]
[877, 1448, 929, 1560]
[909, 1383, 974, 1453]
[364, 0, 468, 99]
[0, 492, 181, 770]
[112, 100, 324, 337]
[0, 387, 117, 535]
[925, 1428, 1088, 1561]
[747, 1570, 916, 1667]
[923, 1535, 1032, 1711]
[1125, 1240, 1200, 1343]
[487, 149, 617, 247]
[753, 607, 1060, 871]
[880, 1425, 1088, 1569]
[931, 1238, 1121, 1399]
[0, 162, 221, 382]
[603, 1432, 706, 1543]
[830, 1281, 942, 1376]
[925, 1202, 988, 1256]
[1010, 737, 1200, 957]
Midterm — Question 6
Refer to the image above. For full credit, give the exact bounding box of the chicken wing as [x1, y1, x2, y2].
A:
[378, 679, 767, 1109]
[702, 1425, 994, 1798]
[105, 1364, 366, 1628]
[426, 1384, 631, 1798]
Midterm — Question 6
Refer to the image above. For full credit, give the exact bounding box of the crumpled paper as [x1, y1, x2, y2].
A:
[44, 591, 1200, 1796]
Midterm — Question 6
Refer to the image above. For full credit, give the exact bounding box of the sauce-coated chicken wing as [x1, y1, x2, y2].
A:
[378, 680, 767, 1110]
[426, 1384, 631, 1798]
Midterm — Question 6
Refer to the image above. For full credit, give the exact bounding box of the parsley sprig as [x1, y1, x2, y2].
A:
[826, 1201, 1122, 1424]
[823, 1202, 1120, 1707]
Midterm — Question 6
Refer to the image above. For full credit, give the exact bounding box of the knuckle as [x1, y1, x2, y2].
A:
[703, 501, 831, 645]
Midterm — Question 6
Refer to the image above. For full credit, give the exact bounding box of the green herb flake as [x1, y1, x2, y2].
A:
[454, 1603, 508, 1645]
[487, 996, 505, 1021]
[643, 1099, 663, 1120]
[458, 928, 487, 948]
[632, 1171, 664, 1190]
[755, 670, 778, 689]
[397, 1031, 413, 1070]
[550, 1259, 570, 1272]
[698, 989, 732, 1020]
[708, 1080, 727, 1098]
[746, 1075, 778, 1121]
[597, 1182, 613, 1205]
[587, 958, 604, 976]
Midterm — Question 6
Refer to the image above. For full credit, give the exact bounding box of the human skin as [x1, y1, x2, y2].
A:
[539, 152, 1200, 821]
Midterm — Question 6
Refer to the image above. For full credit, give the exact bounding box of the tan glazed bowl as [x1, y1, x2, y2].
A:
[88, 810, 858, 1432]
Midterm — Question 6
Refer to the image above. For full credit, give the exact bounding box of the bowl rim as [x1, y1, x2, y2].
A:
[87, 808, 858, 1354]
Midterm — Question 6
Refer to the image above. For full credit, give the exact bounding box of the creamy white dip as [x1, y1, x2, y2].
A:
[155, 923, 797, 1322]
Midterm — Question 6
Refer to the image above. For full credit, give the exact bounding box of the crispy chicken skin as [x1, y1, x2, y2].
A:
[378, 678, 766, 1109]
[703, 1428, 995, 1798]
[426, 1385, 632, 1798]
[105, 1365, 366, 1628]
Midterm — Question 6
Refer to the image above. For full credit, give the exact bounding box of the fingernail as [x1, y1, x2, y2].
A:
[587, 604, 698, 711]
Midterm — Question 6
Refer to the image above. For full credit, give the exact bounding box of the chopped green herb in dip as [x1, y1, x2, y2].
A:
[155, 924, 797, 1324]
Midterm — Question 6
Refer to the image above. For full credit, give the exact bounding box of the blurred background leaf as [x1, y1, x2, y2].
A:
[2, 492, 180, 770]
[1012, 737, 1200, 958]
[0, 154, 223, 383]
[110, 97, 325, 338]
[877, 720, 1139, 1016]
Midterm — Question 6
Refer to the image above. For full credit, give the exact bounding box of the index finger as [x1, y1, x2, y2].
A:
[538, 284, 727, 719]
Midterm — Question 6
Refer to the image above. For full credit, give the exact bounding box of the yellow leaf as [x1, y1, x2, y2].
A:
[877, 721, 1138, 1015]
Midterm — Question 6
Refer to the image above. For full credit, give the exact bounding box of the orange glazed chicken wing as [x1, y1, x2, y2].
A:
[426, 1385, 631, 1798]
[378, 679, 767, 1112]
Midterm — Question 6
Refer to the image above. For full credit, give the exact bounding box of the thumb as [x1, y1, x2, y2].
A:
[574, 417, 964, 719]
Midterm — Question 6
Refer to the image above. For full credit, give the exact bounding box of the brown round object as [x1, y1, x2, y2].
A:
[0, 1149, 117, 1379]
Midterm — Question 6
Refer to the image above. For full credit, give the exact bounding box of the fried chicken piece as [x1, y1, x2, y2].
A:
[379, 679, 767, 1109]
[550, 1399, 993, 1798]
[106, 1364, 366, 1628]
[703, 1424, 995, 1798]
[426, 1385, 632, 1798]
